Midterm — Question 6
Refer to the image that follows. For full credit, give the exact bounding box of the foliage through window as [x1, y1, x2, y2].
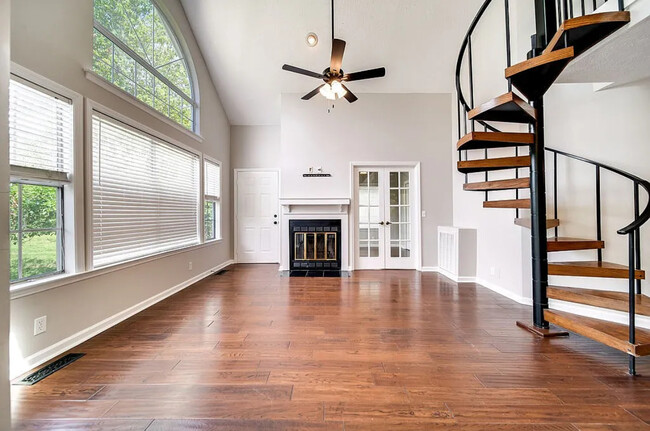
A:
[93, 0, 195, 130]
[204, 160, 221, 241]
[10, 183, 63, 282]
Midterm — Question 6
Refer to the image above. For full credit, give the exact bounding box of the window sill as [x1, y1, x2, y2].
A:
[10, 240, 222, 300]
[85, 70, 204, 144]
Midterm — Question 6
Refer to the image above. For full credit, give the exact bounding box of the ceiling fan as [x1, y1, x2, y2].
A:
[282, 0, 386, 103]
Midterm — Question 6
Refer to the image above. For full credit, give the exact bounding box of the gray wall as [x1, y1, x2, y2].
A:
[9, 0, 232, 374]
[231, 126, 281, 170]
[281, 93, 453, 268]
[0, 0, 11, 426]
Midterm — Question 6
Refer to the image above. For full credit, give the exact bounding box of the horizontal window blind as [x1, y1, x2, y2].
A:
[92, 113, 200, 267]
[204, 159, 221, 199]
[9, 78, 73, 174]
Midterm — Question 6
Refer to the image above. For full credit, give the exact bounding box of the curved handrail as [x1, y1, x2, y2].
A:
[546, 147, 650, 235]
[455, 0, 500, 133]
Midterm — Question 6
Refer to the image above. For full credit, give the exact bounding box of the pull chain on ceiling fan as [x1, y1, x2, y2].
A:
[282, 0, 386, 103]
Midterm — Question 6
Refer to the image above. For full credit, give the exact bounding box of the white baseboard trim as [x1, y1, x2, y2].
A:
[11, 259, 235, 380]
[419, 266, 439, 272]
[476, 278, 533, 306]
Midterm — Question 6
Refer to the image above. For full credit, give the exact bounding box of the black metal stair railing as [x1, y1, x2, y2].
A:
[547, 147, 650, 374]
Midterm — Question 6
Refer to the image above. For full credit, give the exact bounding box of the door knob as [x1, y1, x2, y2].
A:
[274, 221, 278, 225]
[379, 221, 385, 226]
[274, 214, 278, 218]
[386, 221, 392, 225]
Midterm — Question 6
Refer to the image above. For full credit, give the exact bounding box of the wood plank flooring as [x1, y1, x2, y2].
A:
[11, 264, 650, 430]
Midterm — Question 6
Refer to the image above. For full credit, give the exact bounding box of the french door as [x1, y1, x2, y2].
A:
[355, 167, 415, 270]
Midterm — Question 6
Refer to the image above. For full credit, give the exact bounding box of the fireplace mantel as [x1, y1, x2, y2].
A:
[279, 198, 351, 271]
[279, 198, 350, 213]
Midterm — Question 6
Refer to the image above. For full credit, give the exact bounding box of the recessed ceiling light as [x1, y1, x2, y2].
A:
[306, 32, 318, 47]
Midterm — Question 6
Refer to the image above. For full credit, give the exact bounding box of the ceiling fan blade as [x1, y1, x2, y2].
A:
[282, 64, 325, 79]
[343, 67, 386, 82]
[341, 84, 358, 103]
[330, 39, 346, 74]
[302, 85, 325, 100]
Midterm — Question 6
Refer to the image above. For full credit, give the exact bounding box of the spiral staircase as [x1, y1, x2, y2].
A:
[456, 1, 650, 374]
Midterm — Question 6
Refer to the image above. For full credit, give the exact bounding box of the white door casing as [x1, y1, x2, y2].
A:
[235, 170, 280, 263]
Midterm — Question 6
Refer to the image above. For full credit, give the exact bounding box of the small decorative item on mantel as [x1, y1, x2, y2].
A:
[303, 167, 332, 178]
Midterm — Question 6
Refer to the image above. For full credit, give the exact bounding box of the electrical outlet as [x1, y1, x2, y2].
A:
[188, 261, 193, 271]
[421, 210, 427, 218]
[34, 316, 47, 336]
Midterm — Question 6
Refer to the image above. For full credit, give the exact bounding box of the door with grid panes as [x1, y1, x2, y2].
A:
[355, 167, 415, 269]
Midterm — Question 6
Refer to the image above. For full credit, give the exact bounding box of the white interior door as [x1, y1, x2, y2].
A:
[236, 171, 279, 263]
[355, 167, 415, 270]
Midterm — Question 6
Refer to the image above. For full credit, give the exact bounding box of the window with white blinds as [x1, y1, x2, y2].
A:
[9, 78, 73, 174]
[204, 160, 221, 199]
[203, 159, 221, 241]
[92, 113, 200, 267]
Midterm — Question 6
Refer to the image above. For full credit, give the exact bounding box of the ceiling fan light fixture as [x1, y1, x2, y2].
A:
[319, 81, 347, 100]
[306, 32, 318, 47]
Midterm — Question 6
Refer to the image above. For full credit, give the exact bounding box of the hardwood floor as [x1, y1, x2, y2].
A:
[11, 264, 650, 430]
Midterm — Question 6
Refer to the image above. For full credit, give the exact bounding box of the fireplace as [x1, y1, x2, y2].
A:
[289, 220, 342, 271]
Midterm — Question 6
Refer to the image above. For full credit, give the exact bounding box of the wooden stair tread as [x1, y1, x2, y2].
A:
[505, 47, 575, 100]
[457, 131, 535, 151]
[468, 92, 537, 124]
[483, 199, 531, 209]
[547, 237, 605, 252]
[544, 11, 630, 56]
[515, 218, 560, 229]
[548, 286, 650, 317]
[549, 261, 645, 280]
[544, 309, 650, 357]
[464, 178, 530, 191]
[457, 156, 531, 174]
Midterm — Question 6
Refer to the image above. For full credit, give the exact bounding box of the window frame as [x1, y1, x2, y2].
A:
[91, 0, 198, 132]
[203, 157, 222, 242]
[8, 65, 84, 289]
[86, 99, 203, 271]
[9, 182, 65, 283]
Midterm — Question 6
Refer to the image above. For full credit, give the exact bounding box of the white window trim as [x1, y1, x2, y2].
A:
[203, 155, 223, 243]
[86, 98, 203, 271]
[8, 69, 223, 299]
[85, 69, 204, 143]
[9, 62, 85, 284]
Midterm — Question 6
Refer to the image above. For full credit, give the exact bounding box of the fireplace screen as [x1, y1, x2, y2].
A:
[289, 220, 342, 270]
[294, 232, 337, 261]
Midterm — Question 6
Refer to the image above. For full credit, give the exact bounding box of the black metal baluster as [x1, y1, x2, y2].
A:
[628, 231, 636, 376]
[468, 37, 475, 132]
[485, 125, 489, 202]
[596, 166, 603, 262]
[619, 0, 625, 11]
[562, 0, 569, 21]
[554, 152, 559, 238]
[634, 183, 641, 294]
[505, 0, 513, 92]
[580, 0, 586, 16]
[592, 0, 597, 13]
[569, 0, 574, 18]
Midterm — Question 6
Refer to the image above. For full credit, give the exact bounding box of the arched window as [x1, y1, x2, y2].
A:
[93, 0, 196, 131]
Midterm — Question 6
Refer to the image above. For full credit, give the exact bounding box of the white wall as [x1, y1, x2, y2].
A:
[545, 79, 650, 297]
[281, 93, 453, 268]
[9, 0, 232, 377]
[0, 0, 11, 426]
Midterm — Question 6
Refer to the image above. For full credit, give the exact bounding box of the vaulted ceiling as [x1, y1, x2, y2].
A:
[180, 0, 484, 125]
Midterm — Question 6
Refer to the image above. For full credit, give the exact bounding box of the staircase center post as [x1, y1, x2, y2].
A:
[530, 99, 550, 328]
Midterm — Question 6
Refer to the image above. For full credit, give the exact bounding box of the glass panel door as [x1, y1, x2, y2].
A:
[356, 169, 385, 269]
[385, 170, 414, 268]
[355, 167, 415, 270]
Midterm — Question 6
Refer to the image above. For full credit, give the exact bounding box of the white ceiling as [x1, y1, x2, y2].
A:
[180, 0, 484, 125]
